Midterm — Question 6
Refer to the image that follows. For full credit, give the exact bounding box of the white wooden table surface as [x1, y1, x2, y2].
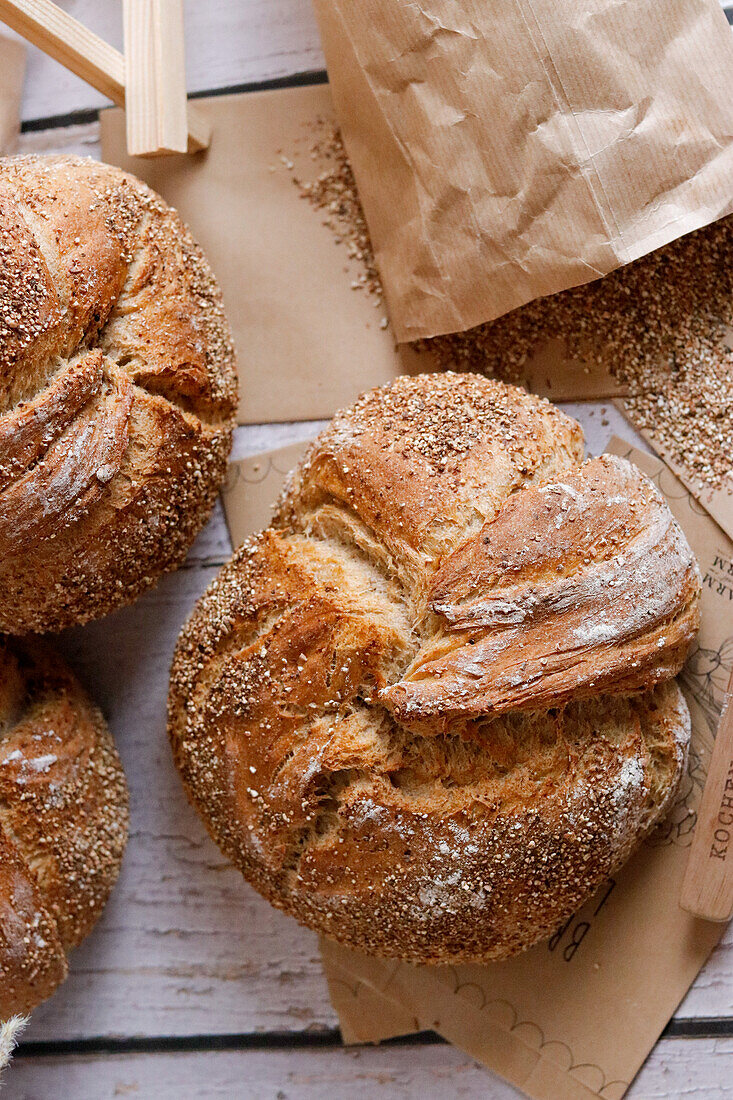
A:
[4, 3, 733, 1097]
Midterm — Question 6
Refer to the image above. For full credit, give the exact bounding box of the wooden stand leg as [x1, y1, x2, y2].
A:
[0, 0, 210, 156]
[124, 0, 209, 156]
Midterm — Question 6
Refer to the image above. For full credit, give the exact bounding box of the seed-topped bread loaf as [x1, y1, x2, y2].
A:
[169, 373, 699, 963]
[0, 154, 237, 633]
[0, 637, 128, 1016]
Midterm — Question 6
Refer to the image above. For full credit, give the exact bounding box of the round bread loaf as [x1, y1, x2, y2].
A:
[0, 154, 237, 633]
[0, 636, 129, 1016]
[169, 373, 700, 963]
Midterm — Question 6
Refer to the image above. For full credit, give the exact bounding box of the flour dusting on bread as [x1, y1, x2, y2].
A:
[169, 374, 698, 963]
[0, 154, 238, 633]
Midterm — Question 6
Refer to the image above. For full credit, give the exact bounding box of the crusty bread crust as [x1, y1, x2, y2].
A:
[0, 637, 129, 1016]
[169, 374, 698, 963]
[0, 155, 238, 633]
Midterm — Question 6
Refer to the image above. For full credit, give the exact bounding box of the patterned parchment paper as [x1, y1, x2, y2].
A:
[222, 436, 732, 1100]
[100, 84, 623, 426]
[222, 441, 309, 550]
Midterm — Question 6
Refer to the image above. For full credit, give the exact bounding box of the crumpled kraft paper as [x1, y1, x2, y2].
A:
[313, 0, 733, 341]
[220, 432, 733, 1099]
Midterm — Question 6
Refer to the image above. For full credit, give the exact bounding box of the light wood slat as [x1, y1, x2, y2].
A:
[6, 1038, 733, 1099]
[123, 0, 209, 155]
[682, 666, 733, 921]
[0, 0, 209, 151]
[123, 0, 159, 155]
[0, 0, 125, 102]
[13, 0, 326, 123]
[151, 0, 190, 151]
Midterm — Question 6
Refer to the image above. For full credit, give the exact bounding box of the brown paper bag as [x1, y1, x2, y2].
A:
[222, 436, 732, 1100]
[313, 0, 733, 341]
[100, 85, 623, 425]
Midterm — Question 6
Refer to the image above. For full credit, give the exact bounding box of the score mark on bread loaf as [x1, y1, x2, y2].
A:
[185, 375, 698, 966]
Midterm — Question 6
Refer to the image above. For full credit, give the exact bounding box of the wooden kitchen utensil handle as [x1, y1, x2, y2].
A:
[681, 664, 733, 921]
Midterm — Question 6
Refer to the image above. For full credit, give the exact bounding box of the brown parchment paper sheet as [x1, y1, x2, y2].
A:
[221, 436, 732, 1100]
[101, 87, 428, 425]
[314, 0, 733, 342]
[100, 85, 622, 425]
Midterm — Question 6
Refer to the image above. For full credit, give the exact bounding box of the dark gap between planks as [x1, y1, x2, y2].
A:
[12, 1019, 733, 1060]
[14, 1030, 437, 1059]
[18, 7, 733, 133]
[20, 71, 329, 134]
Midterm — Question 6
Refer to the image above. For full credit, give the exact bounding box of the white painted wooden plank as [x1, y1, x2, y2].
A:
[229, 420, 328, 464]
[24, 561, 336, 1042]
[8, 66, 733, 1052]
[9, 410, 730, 1042]
[6, 0, 324, 123]
[7, 0, 731, 125]
[16, 118, 100, 157]
[4, 1038, 733, 1100]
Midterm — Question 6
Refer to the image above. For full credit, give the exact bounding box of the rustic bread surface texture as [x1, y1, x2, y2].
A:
[169, 373, 700, 963]
[0, 637, 129, 1017]
[0, 154, 238, 633]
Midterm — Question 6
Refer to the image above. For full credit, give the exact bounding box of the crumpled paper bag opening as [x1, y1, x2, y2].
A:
[314, 0, 733, 341]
